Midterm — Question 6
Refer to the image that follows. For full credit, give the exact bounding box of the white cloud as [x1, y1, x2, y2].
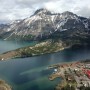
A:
[0, 0, 90, 23]
[44, 0, 75, 13]
[44, 0, 90, 17]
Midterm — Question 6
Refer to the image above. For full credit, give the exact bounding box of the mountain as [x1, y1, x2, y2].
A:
[0, 8, 90, 41]
[0, 8, 90, 60]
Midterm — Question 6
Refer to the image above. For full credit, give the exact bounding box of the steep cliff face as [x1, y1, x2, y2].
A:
[0, 8, 90, 41]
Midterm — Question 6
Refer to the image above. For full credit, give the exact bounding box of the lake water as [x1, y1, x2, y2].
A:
[0, 40, 90, 90]
[0, 39, 37, 54]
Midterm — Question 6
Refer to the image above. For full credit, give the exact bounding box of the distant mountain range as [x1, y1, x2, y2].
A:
[0, 8, 90, 41]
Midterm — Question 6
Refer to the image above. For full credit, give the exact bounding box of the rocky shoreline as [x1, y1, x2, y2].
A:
[0, 80, 12, 90]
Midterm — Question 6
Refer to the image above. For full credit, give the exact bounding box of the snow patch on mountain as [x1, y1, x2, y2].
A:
[0, 8, 90, 41]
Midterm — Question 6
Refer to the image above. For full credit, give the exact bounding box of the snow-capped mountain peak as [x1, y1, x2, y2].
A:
[60, 11, 78, 20]
[0, 8, 90, 41]
[34, 8, 51, 15]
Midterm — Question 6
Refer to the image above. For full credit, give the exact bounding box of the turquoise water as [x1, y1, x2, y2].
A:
[0, 40, 90, 90]
[0, 39, 37, 54]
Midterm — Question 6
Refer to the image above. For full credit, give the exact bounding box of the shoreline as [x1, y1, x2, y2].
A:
[48, 60, 80, 80]
[0, 43, 87, 61]
[0, 79, 12, 90]
[0, 46, 68, 61]
[0, 39, 89, 61]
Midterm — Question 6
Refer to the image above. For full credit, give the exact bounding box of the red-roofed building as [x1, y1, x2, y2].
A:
[83, 69, 90, 79]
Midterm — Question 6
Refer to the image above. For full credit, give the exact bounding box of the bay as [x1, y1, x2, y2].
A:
[0, 40, 90, 90]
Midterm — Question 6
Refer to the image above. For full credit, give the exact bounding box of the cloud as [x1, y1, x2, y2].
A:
[0, 0, 90, 23]
[44, 0, 90, 17]
[44, 0, 74, 13]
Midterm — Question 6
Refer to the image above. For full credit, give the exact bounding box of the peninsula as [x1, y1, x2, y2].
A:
[48, 60, 90, 90]
[0, 36, 90, 61]
[0, 39, 67, 60]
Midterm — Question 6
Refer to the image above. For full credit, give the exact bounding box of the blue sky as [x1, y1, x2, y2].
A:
[0, 0, 90, 23]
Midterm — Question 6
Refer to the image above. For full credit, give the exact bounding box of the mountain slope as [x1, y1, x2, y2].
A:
[0, 8, 90, 41]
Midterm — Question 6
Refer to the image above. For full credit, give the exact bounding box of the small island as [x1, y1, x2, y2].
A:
[48, 60, 90, 90]
[0, 80, 12, 90]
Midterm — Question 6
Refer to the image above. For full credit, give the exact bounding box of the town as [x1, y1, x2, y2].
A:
[48, 60, 90, 90]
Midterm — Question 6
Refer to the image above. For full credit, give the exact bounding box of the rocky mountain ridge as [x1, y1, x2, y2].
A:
[0, 8, 90, 41]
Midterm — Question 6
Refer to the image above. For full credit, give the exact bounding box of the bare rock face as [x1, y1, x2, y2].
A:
[0, 8, 90, 41]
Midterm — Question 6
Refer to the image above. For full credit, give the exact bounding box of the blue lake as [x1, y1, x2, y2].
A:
[0, 40, 90, 90]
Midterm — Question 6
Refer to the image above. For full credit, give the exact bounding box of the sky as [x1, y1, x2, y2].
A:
[0, 0, 90, 23]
